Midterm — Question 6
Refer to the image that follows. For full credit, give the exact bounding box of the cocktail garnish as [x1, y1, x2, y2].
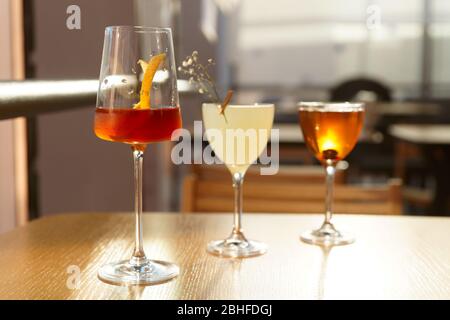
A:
[134, 53, 166, 109]
[220, 90, 233, 115]
[178, 51, 233, 120]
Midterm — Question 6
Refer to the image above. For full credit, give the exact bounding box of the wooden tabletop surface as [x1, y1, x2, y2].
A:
[0, 213, 449, 300]
[389, 124, 450, 145]
[369, 102, 442, 116]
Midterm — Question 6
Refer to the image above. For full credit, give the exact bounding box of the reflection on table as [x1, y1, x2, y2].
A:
[0, 213, 448, 299]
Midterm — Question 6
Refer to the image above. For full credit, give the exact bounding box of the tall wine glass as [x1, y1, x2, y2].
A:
[94, 26, 181, 285]
[298, 102, 364, 246]
[202, 103, 274, 258]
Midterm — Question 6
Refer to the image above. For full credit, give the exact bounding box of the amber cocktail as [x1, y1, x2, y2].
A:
[95, 107, 182, 144]
[298, 102, 364, 246]
[94, 26, 181, 286]
[299, 106, 364, 163]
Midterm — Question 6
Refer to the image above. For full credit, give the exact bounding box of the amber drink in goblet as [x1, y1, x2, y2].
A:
[298, 102, 364, 246]
[94, 26, 181, 285]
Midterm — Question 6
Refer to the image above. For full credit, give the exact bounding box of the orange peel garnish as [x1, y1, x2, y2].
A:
[134, 53, 166, 109]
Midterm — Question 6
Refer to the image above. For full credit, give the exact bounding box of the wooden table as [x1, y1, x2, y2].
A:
[369, 102, 442, 117]
[389, 124, 450, 145]
[390, 124, 450, 214]
[0, 213, 449, 300]
[274, 102, 445, 144]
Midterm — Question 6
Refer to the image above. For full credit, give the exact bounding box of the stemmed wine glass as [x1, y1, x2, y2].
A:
[202, 103, 275, 258]
[94, 26, 182, 285]
[298, 102, 364, 246]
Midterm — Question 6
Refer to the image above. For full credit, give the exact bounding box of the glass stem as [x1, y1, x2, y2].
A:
[232, 172, 244, 235]
[324, 161, 336, 226]
[131, 147, 146, 266]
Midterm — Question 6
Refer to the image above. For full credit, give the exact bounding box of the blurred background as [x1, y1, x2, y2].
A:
[1, 0, 450, 234]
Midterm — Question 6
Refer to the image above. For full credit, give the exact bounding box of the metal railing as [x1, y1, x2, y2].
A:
[0, 79, 195, 120]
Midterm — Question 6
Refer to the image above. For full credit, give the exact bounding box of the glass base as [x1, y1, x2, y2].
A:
[98, 259, 179, 286]
[207, 232, 267, 258]
[300, 223, 354, 246]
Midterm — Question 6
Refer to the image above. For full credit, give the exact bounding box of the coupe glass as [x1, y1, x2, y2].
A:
[202, 103, 274, 258]
[94, 26, 181, 285]
[298, 102, 364, 246]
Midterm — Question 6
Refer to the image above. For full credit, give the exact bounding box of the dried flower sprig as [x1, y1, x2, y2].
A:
[178, 51, 233, 117]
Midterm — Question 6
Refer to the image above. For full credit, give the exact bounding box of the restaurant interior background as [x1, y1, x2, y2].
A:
[1, 0, 450, 234]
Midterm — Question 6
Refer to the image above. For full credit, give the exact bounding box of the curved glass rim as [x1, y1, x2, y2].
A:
[202, 102, 274, 108]
[298, 101, 365, 112]
[105, 26, 172, 33]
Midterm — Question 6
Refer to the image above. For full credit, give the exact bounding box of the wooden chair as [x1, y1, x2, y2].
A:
[187, 164, 345, 185]
[394, 140, 433, 209]
[181, 165, 402, 215]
